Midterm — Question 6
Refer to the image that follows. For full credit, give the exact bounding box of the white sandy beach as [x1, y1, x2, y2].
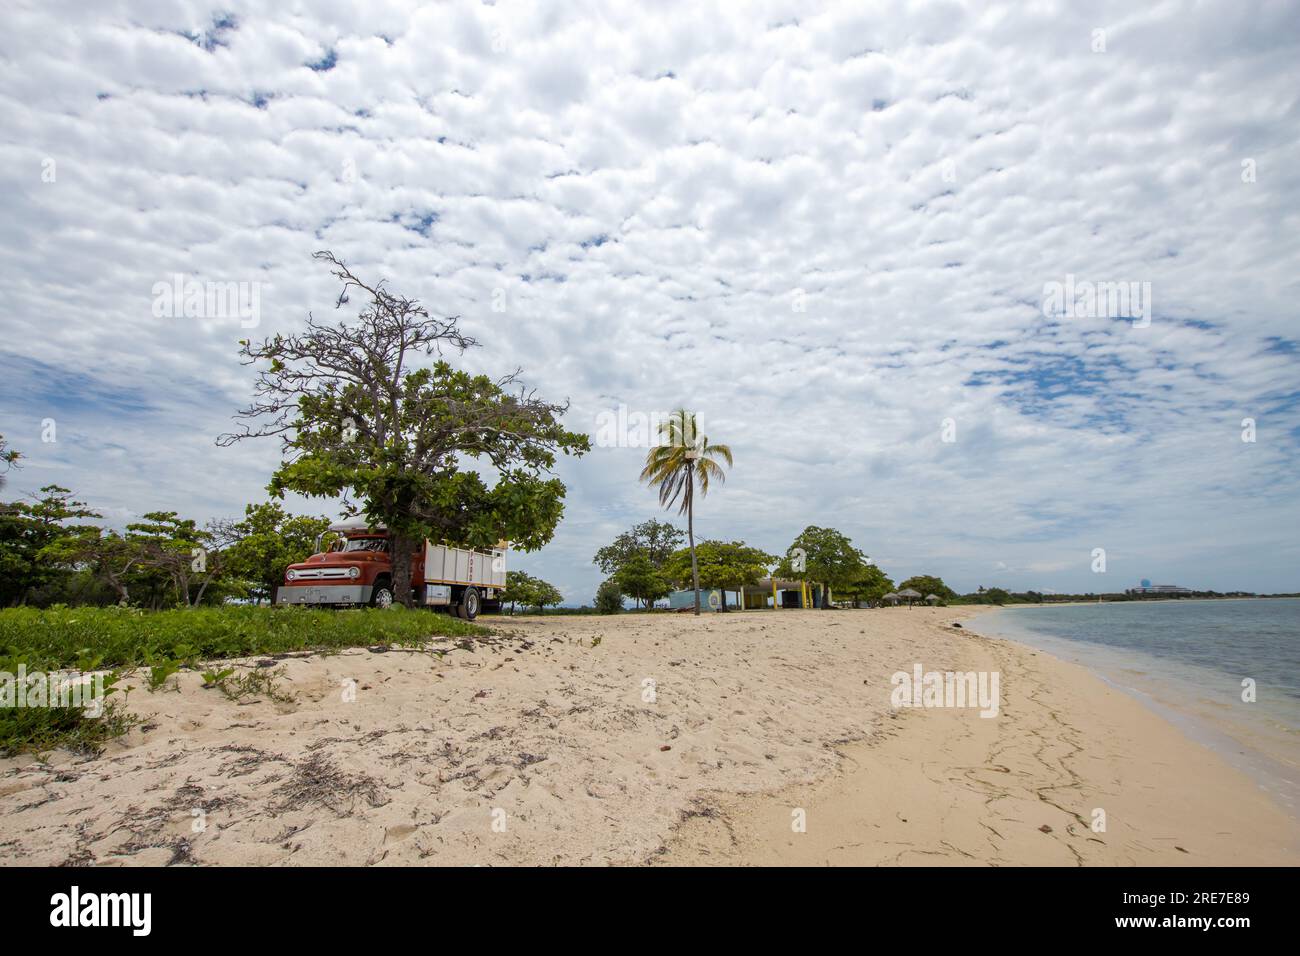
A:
[1, 607, 1294, 866]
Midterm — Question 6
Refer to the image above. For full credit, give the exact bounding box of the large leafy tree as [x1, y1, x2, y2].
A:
[219, 252, 589, 606]
[897, 575, 956, 600]
[0, 485, 101, 606]
[640, 410, 732, 616]
[500, 570, 562, 614]
[840, 563, 895, 607]
[501, 570, 540, 614]
[126, 512, 223, 608]
[664, 539, 774, 610]
[611, 552, 672, 608]
[776, 526, 870, 610]
[594, 579, 623, 614]
[218, 502, 331, 604]
[593, 518, 682, 608]
[593, 518, 682, 574]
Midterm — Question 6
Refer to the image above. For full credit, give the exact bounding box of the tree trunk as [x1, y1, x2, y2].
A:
[391, 532, 417, 607]
[719, 588, 728, 611]
[686, 475, 700, 616]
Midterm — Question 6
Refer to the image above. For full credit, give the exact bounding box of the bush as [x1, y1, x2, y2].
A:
[0, 604, 485, 672]
[594, 580, 624, 615]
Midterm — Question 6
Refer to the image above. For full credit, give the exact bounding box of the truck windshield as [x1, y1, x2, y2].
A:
[342, 538, 388, 552]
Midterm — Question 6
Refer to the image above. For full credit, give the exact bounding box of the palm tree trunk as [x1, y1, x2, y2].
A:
[686, 473, 700, 616]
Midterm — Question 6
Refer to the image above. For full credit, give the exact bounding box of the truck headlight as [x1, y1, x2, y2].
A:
[286, 569, 298, 581]
[348, 566, 360, 579]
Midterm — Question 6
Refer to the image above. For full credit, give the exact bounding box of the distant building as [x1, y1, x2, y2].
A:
[1126, 583, 1193, 597]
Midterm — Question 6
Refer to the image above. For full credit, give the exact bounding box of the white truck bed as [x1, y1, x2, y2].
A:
[423, 542, 506, 591]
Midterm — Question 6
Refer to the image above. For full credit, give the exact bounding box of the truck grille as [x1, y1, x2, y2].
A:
[293, 568, 352, 580]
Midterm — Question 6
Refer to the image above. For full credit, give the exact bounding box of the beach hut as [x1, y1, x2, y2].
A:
[925, 593, 940, 606]
[882, 592, 900, 606]
[897, 587, 921, 608]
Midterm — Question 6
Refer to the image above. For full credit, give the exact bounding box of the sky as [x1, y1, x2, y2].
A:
[1, 0, 1298, 601]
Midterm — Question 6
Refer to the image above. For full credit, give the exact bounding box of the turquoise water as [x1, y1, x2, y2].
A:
[971, 598, 1300, 814]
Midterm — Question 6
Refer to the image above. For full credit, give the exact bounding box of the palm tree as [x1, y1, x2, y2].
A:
[640, 410, 733, 615]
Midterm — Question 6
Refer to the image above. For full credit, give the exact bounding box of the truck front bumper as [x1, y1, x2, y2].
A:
[277, 584, 372, 605]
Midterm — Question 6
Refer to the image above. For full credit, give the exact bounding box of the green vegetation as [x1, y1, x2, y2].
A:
[593, 518, 681, 608]
[0, 694, 138, 758]
[594, 579, 624, 614]
[499, 571, 563, 614]
[896, 575, 956, 600]
[220, 252, 588, 606]
[217, 503, 332, 604]
[1, 478, 329, 611]
[640, 410, 732, 615]
[663, 540, 775, 610]
[839, 562, 895, 607]
[0, 605, 482, 672]
[0, 605, 484, 755]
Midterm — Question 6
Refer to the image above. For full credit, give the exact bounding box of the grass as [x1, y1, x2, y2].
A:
[0, 604, 485, 672]
[0, 604, 486, 757]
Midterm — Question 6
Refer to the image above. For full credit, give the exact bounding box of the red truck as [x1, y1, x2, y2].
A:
[276, 520, 506, 620]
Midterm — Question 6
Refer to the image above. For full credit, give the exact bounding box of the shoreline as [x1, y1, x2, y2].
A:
[1, 607, 1294, 866]
[658, 610, 1299, 866]
[970, 604, 1300, 820]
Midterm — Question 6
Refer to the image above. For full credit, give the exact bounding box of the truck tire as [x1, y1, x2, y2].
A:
[457, 587, 481, 621]
[370, 578, 394, 609]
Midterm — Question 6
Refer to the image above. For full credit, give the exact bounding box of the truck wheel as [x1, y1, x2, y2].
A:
[457, 587, 481, 621]
[371, 580, 394, 609]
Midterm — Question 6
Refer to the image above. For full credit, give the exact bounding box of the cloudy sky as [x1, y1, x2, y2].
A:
[2, 0, 1298, 600]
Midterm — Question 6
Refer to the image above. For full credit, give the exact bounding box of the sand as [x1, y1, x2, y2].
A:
[1, 607, 1294, 866]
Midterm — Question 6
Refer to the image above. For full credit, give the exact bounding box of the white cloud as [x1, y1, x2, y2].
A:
[2, 0, 1298, 601]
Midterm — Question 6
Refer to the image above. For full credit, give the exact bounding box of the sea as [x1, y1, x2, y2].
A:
[970, 598, 1300, 817]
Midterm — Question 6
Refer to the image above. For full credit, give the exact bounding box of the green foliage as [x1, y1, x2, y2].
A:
[207, 666, 295, 703]
[0, 485, 102, 606]
[639, 410, 733, 612]
[201, 667, 236, 687]
[594, 579, 624, 614]
[897, 575, 956, 600]
[593, 519, 683, 574]
[640, 411, 733, 514]
[225, 254, 589, 606]
[775, 526, 868, 592]
[144, 658, 182, 692]
[500, 570, 539, 613]
[0, 695, 138, 758]
[840, 562, 895, 605]
[611, 552, 672, 607]
[0, 605, 483, 672]
[500, 570, 562, 613]
[664, 540, 774, 594]
[0, 433, 19, 492]
[531, 579, 563, 612]
[983, 587, 1011, 605]
[220, 502, 331, 603]
[592, 519, 681, 608]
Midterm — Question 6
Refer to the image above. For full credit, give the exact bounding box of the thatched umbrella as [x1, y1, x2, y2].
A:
[925, 593, 940, 605]
[882, 592, 900, 606]
[897, 587, 922, 607]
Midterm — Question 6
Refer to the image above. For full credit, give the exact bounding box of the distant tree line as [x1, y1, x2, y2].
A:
[0, 440, 330, 609]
